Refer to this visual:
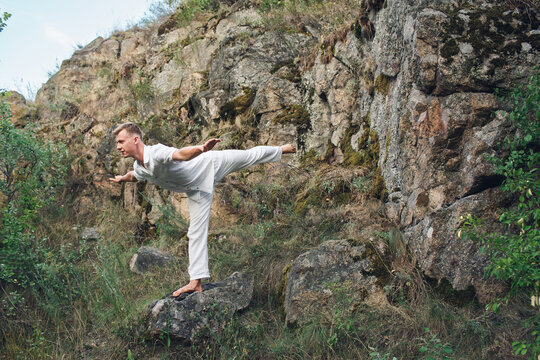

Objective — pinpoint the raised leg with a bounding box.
[213,145,294,182]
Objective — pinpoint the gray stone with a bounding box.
[145,272,254,341]
[404,188,509,303]
[129,246,176,274]
[80,227,101,241]
[284,240,388,325]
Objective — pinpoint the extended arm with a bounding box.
[172,138,221,161]
[109,171,138,183]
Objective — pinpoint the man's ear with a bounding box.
[133,136,140,144]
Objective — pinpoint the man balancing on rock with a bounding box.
[109,123,296,296]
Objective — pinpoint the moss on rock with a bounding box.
[341,115,380,169]
[370,166,388,200]
[374,73,391,96]
[219,87,256,121]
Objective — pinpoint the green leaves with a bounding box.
[461,70,540,357]
[0,91,70,288]
[0,11,10,32]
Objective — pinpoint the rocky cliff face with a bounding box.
[8,0,539,303]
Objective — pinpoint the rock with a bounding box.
[4,91,36,127]
[145,272,254,341]
[284,240,388,325]
[80,227,101,241]
[129,246,177,274]
[404,187,510,304]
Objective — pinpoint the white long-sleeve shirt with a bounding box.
[133,144,215,194]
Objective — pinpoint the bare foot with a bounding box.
[281,144,296,154]
[172,279,203,297]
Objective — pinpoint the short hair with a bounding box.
[113,122,143,139]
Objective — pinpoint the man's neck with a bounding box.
[134,143,145,164]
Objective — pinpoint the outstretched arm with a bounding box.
[109,171,137,183]
[172,138,221,161]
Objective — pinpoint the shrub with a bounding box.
[0,91,70,290]
[461,70,539,357]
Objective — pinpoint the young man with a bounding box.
[109,123,296,296]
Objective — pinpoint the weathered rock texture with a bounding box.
[129,246,177,274]
[146,272,254,341]
[284,240,388,325]
[80,227,101,241]
[6,0,539,302]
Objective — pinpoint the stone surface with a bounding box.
[145,272,254,341]
[4,91,35,127]
[80,227,101,241]
[284,240,388,325]
[129,246,177,274]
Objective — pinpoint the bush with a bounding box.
[0,91,70,290]
[461,71,539,357]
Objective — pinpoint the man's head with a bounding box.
[113,123,144,158]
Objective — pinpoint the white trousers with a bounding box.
[185,146,282,280]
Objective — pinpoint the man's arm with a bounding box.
[109,171,138,183]
[172,138,221,161]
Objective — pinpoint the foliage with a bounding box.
[0,11,10,32]
[0,91,70,289]
[461,70,540,357]
[416,328,453,360]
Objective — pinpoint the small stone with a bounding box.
[129,246,176,274]
[459,42,474,55]
[80,227,101,241]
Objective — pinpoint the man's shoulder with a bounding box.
[146,143,177,163]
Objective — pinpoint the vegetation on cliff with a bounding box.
[1,1,539,359]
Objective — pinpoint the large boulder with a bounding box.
[284,240,388,325]
[145,272,254,341]
[129,246,177,274]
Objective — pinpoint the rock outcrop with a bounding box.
[7,0,539,302]
[145,272,254,341]
[284,240,388,325]
[129,246,177,274]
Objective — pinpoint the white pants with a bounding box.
[185,146,282,280]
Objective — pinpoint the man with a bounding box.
[109,123,296,296]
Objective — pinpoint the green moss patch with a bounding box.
[440,3,539,68]
[370,166,388,200]
[272,105,310,128]
[374,73,391,96]
[219,87,256,121]
[341,115,380,169]
[273,104,311,150]
[294,176,353,216]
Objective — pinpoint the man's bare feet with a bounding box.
[281,144,296,154]
[172,279,203,297]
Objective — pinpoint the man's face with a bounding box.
[116,129,138,158]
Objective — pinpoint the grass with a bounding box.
[0,153,530,360]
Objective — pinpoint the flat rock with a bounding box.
[129,246,176,274]
[145,272,254,341]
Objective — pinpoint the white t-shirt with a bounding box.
[133,144,215,194]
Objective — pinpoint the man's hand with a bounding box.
[202,138,221,152]
[109,171,137,183]
[109,175,125,183]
